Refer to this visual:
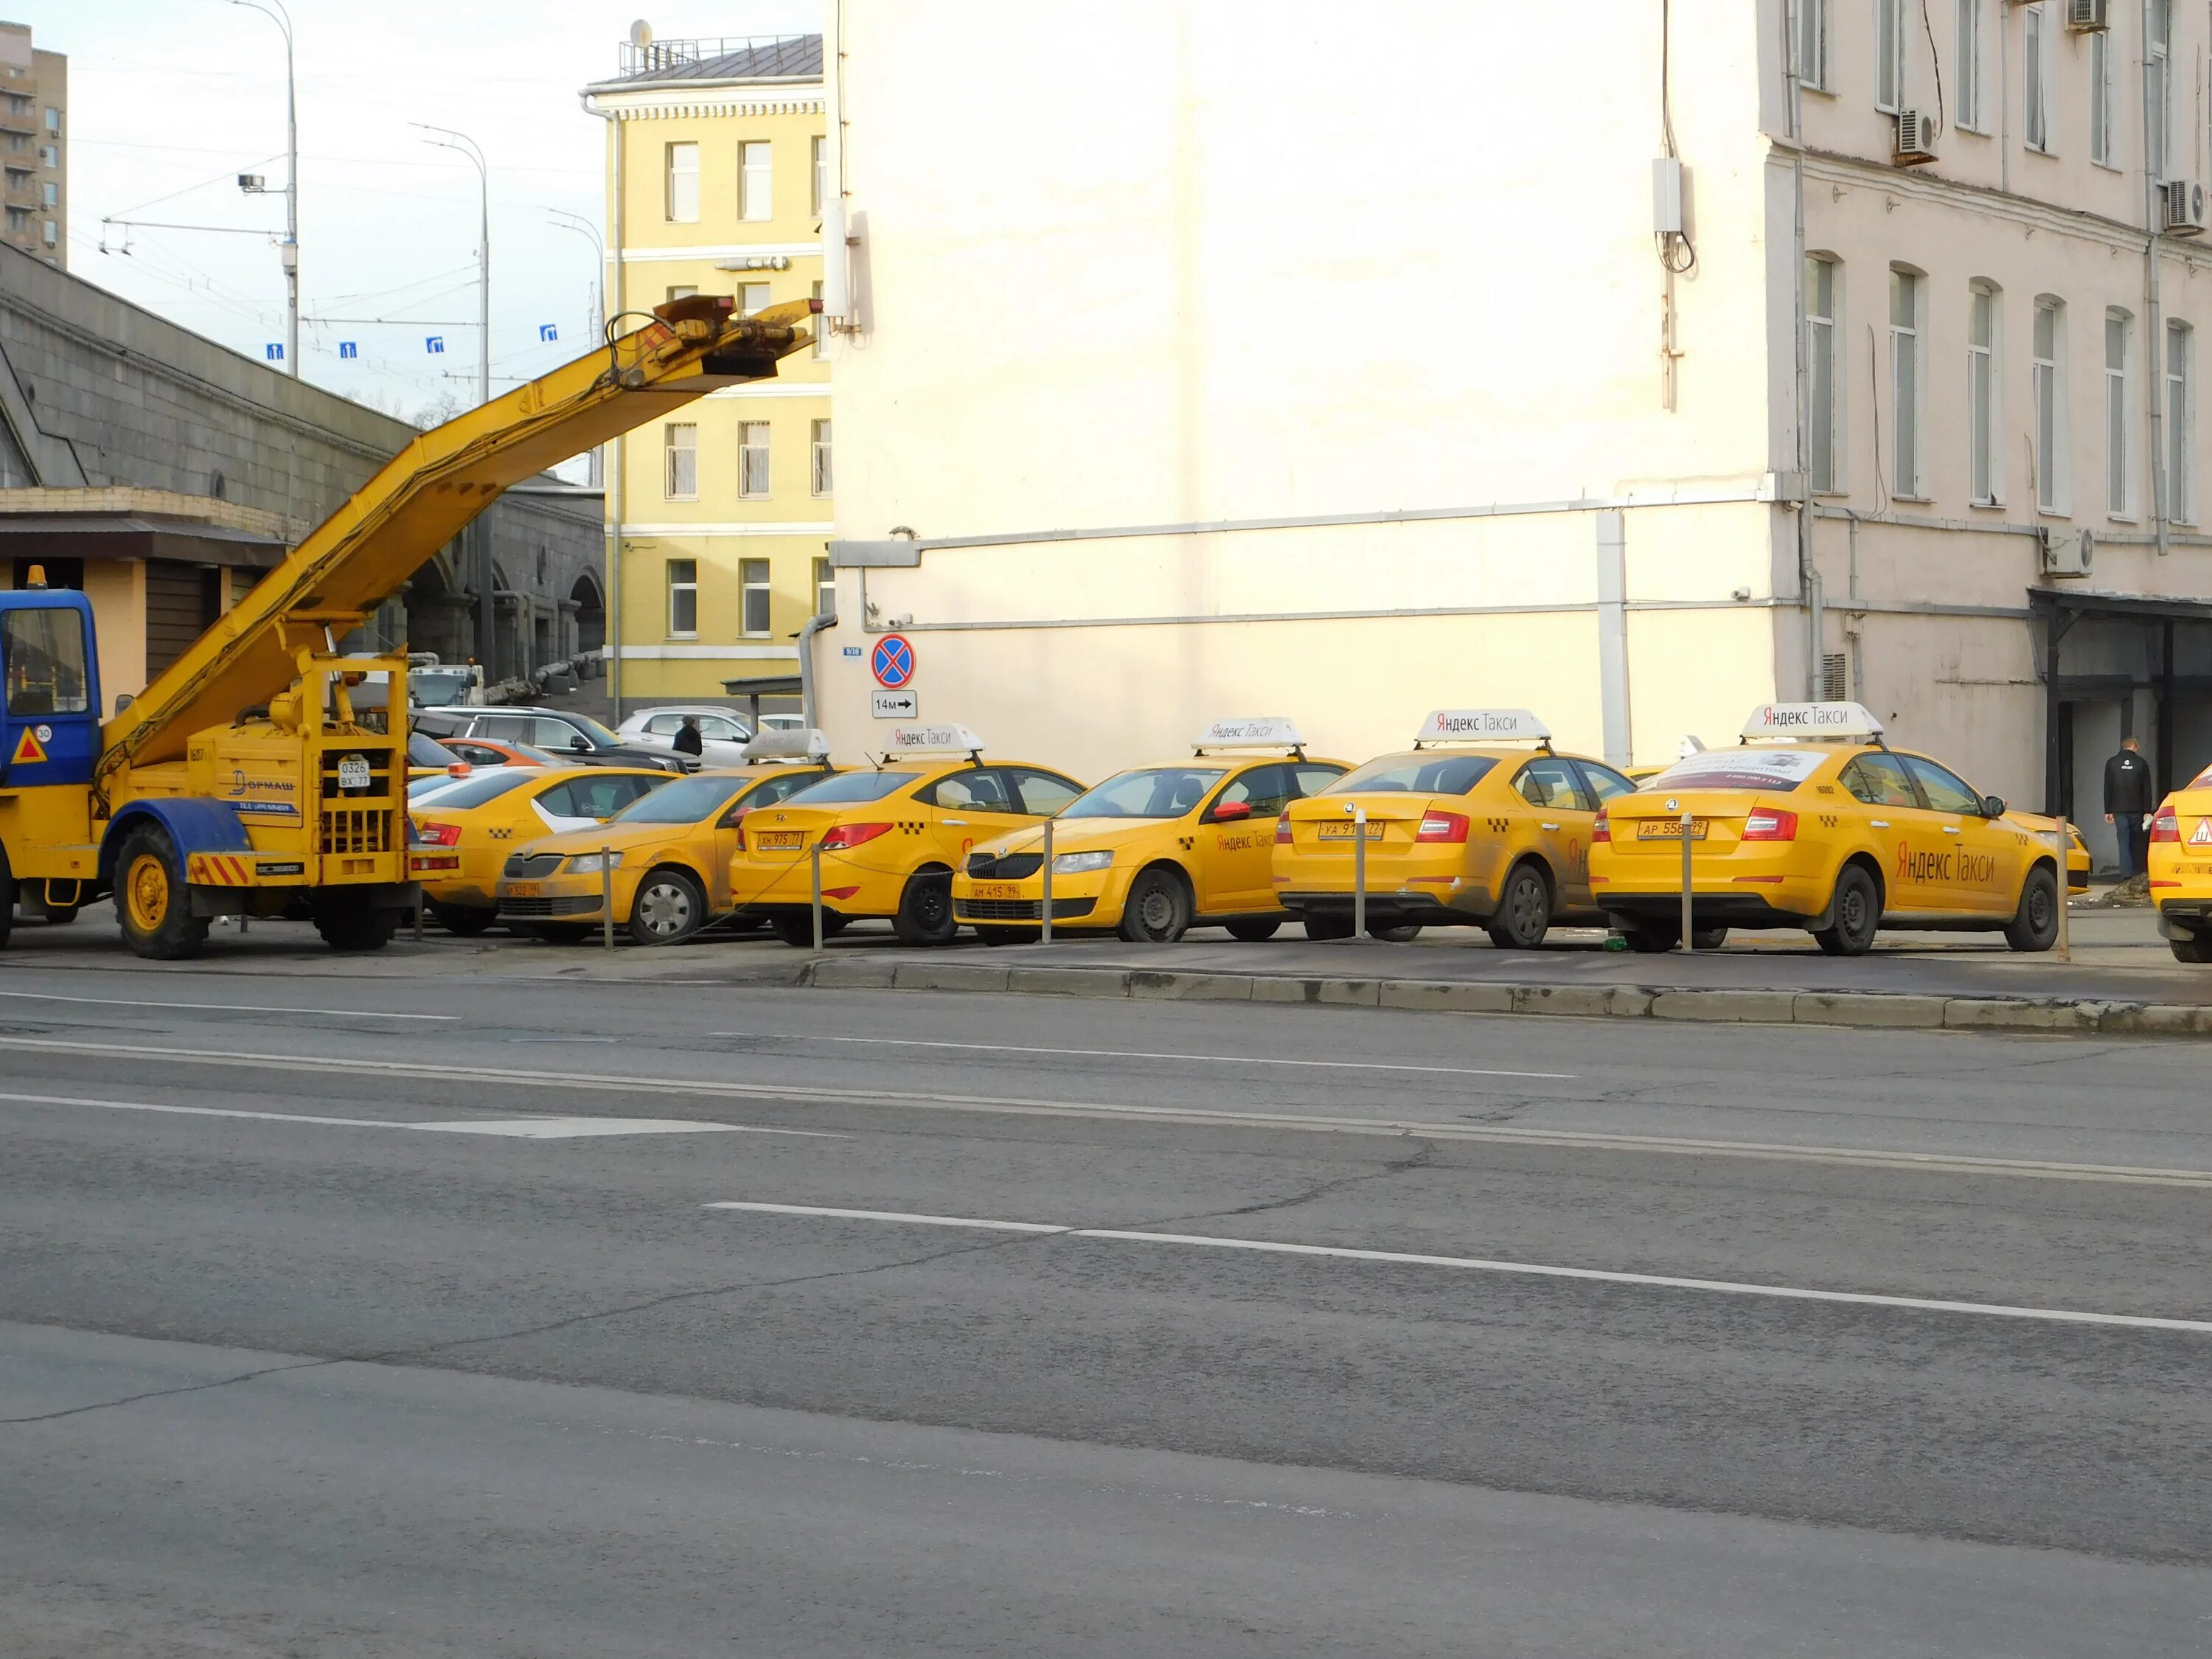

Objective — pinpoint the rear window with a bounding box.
[1324,754,1498,796]
[780,769,920,805]
[413,769,535,810]
[1640,748,1829,794]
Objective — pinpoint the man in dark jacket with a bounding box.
[2105,735,2154,877]
[671,715,705,759]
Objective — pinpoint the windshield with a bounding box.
[1062,767,1227,820]
[1641,748,1829,795]
[780,770,920,805]
[407,731,454,767]
[411,669,474,707]
[409,769,535,810]
[607,773,751,824]
[1326,754,1498,796]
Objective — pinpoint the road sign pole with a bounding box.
[1679,811,1694,950]
[1352,804,1367,939]
[2054,818,2073,963]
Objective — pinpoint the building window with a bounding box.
[738,422,771,497]
[667,560,698,637]
[737,282,769,317]
[811,279,826,358]
[810,418,833,497]
[1968,282,1997,505]
[36,143,54,168]
[2148,0,2171,180]
[739,140,772,222]
[41,105,55,136]
[740,559,771,636]
[666,142,700,223]
[2024,4,2051,153]
[664,422,698,500]
[2034,298,2065,512]
[1888,268,1923,498]
[665,284,698,303]
[2168,321,2193,523]
[814,556,835,617]
[38,218,52,248]
[1806,254,1839,493]
[811,134,828,215]
[2106,309,2133,517]
[1955,0,1983,131]
[1875,0,1903,112]
[2090,29,2114,167]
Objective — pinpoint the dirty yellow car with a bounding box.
[953,718,1346,943]
[2150,765,2212,961]
[727,724,1085,947]
[1273,709,1636,945]
[1590,702,2087,955]
[407,765,668,936]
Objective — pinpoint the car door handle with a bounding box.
[1868,819,1889,828]
[1942,826,1961,835]
[942,818,967,826]
[1540,822,1561,832]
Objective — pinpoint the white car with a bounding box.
[616,706,757,768]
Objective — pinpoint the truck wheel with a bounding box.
[312,891,393,953]
[1813,865,1881,957]
[2002,865,2060,953]
[1118,867,1192,944]
[0,842,13,951]
[114,827,210,960]
[1224,918,1281,942]
[629,868,706,946]
[894,869,959,946]
[428,901,495,936]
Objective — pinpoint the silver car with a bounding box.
[616,706,757,768]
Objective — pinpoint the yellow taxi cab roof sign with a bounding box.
[876,723,985,765]
[1740,702,1884,742]
[1194,716,1305,756]
[741,727,831,763]
[1413,709,1551,748]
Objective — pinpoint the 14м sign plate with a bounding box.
[870,689,918,720]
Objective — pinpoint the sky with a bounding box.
[19,0,821,468]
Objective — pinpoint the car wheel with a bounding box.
[1813,864,1880,957]
[114,826,210,961]
[1367,922,1422,942]
[1224,918,1281,942]
[1118,867,1192,943]
[1485,861,1551,949]
[2169,933,2212,963]
[630,868,706,946]
[770,913,818,947]
[527,923,596,945]
[1302,913,1355,942]
[894,869,959,946]
[2002,865,2060,953]
[429,900,495,936]
[1621,921,1679,953]
[977,925,1041,946]
[1690,925,1730,950]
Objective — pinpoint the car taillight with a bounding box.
[1742,807,1798,842]
[416,821,463,847]
[819,821,891,852]
[1416,810,1470,844]
[1591,809,1610,844]
[2152,804,2181,843]
[1276,811,1293,846]
[730,810,748,852]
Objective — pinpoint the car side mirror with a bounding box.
[571,737,590,751]
[1980,794,2006,818]
[114,692,135,715]
[1209,800,1253,823]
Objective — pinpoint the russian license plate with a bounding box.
[754,830,806,851]
[1637,818,1710,841]
[1315,821,1386,841]
[337,754,372,790]
[973,882,1024,900]
[508,882,542,900]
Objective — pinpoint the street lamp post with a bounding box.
[228,0,297,376]
[546,207,605,487]
[412,122,490,409]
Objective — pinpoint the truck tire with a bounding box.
[114,826,210,960]
[311,890,394,952]
[0,841,13,951]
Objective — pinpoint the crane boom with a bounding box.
[100,296,813,773]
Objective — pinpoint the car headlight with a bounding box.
[1051,849,1113,874]
[565,852,624,875]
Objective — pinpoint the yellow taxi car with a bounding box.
[952,718,1347,943]
[494,734,839,946]
[407,765,669,936]
[1273,709,1635,945]
[2149,765,2212,961]
[726,723,1086,947]
[1590,702,2089,955]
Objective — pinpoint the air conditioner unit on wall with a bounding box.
[2042,527,2094,578]
[1893,110,1938,167]
[2165,179,2208,236]
[2067,0,2110,31]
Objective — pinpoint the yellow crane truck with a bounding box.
[0,294,814,959]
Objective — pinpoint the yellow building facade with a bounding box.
[583,35,830,715]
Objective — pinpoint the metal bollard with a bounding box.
[600,846,614,950]
[1352,803,1368,939]
[810,842,825,953]
[412,891,422,943]
[1679,810,1694,950]
[1040,817,1054,945]
[2054,815,2073,963]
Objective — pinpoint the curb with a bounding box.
[799,956,2212,1036]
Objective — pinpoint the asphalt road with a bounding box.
[3,962,2210,1655]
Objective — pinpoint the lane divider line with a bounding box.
[0,1091,845,1139]
[713,1032,1575,1081]
[703,1201,2212,1335]
[2,1037,2208,1186]
[0,990,456,1021]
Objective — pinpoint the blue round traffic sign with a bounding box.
[871,633,915,689]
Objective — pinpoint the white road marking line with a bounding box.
[0,990,455,1021]
[714,1032,1574,1081]
[2,1036,2205,1186]
[704,1201,2212,1336]
[0,1091,844,1140]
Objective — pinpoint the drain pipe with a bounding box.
[798,610,837,731]
[2143,31,2171,560]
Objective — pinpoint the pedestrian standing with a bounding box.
[672,715,704,759]
[2104,734,2154,878]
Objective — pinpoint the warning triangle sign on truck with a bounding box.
[9,726,46,765]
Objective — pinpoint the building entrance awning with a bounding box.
[0,513,291,568]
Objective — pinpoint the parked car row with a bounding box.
[401,706,2094,957]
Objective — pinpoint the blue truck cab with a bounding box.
[0,580,101,792]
